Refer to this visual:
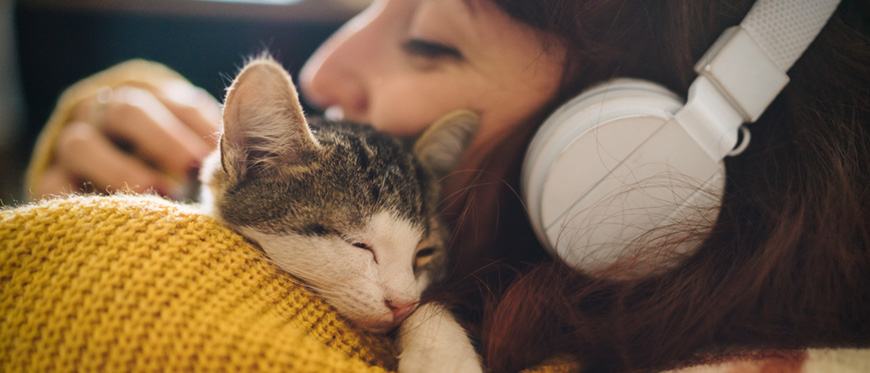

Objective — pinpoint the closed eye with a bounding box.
[402,38,463,60]
[414,247,437,270]
[416,247,436,258]
[350,241,378,264]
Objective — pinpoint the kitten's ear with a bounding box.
[413,110,479,181]
[220,57,320,184]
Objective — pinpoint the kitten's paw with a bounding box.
[397,303,483,373]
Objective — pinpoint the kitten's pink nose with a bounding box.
[385,300,416,322]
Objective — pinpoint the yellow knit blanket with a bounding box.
[1,194,396,372]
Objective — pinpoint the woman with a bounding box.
[25,0,870,371]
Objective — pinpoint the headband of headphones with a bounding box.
[685,0,841,160]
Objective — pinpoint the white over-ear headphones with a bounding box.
[521,0,841,275]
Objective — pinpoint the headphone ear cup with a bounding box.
[522,78,725,276]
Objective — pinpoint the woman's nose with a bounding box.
[299,4,384,121]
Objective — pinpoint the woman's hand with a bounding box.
[36,81,221,200]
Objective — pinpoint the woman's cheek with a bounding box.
[368,107,433,135]
[367,76,474,136]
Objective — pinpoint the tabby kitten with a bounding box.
[199,57,482,372]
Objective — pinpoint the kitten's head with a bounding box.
[200,57,476,332]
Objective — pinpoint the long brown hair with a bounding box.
[438,0,870,371]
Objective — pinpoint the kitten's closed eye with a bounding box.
[414,247,437,270]
[351,241,377,263]
[306,223,378,261]
[352,242,371,250]
[416,248,435,258]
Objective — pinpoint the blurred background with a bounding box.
[1,0,370,205]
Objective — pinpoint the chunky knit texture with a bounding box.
[1,194,396,372]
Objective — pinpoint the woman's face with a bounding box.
[300,0,565,156]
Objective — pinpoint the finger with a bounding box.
[153,81,222,144]
[34,166,82,198]
[55,121,180,197]
[102,86,213,178]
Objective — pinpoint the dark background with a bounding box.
[3,0,353,203]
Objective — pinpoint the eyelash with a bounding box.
[402,38,463,60]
